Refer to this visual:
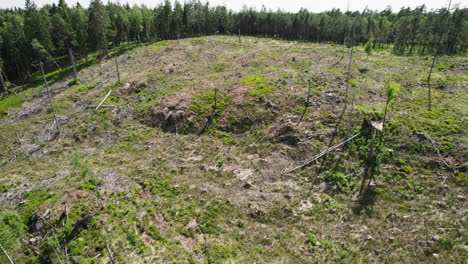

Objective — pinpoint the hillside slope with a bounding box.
[0,36,466,263]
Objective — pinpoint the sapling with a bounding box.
[364,37,374,58]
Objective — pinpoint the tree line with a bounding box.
[0,0,466,83]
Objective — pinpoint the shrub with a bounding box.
[324,172,356,193]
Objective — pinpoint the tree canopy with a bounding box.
[0,1,466,81]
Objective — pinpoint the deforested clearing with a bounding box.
[0,36,467,263]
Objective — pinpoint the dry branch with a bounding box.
[0,242,15,264]
[106,243,116,264]
[287,132,361,173]
[94,90,112,113]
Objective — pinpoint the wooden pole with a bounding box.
[238,28,241,43]
[0,242,15,264]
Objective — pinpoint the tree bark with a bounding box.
[114,57,120,82]
[68,47,78,81]
[0,67,6,93]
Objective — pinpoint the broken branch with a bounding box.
[287,132,361,173]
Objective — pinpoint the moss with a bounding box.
[79,178,103,191]
[190,89,228,116]
[75,83,96,92]
[0,94,23,115]
[204,242,238,264]
[143,175,184,197]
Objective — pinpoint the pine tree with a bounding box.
[88,0,108,53]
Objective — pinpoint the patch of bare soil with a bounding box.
[97,171,134,193]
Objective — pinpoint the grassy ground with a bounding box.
[0,36,466,263]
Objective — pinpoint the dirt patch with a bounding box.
[140,105,196,133]
[97,171,134,193]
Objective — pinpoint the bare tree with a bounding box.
[317,25,356,174]
[296,80,312,126]
[0,67,6,93]
[68,48,78,81]
[115,57,120,82]
[39,61,62,135]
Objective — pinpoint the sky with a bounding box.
[0,0,463,12]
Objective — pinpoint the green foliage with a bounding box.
[19,191,57,222]
[72,156,93,178]
[0,95,23,115]
[68,78,79,86]
[241,75,275,98]
[384,78,401,102]
[364,37,374,56]
[143,175,183,197]
[79,178,102,191]
[204,242,238,264]
[356,104,384,120]
[76,83,96,92]
[241,74,265,86]
[306,232,334,254]
[324,173,356,193]
[190,89,228,116]
[0,211,28,257]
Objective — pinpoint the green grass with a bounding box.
[0,94,23,115]
[241,74,276,98]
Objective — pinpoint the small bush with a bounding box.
[68,78,79,86]
[76,83,96,92]
[324,172,356,193]
[79,178,102,191]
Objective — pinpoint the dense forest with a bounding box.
[0,0,466,83]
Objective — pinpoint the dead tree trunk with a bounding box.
[317,24,355,174]
[346,27,357,135]
[0,242,15,264]
[296,80,312,125]
[359,127,377,195]
[0,67,6,93]
[176,12,181,45]
[68,47,78,81]
[40,61,61,135]
[115,57,120,82]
